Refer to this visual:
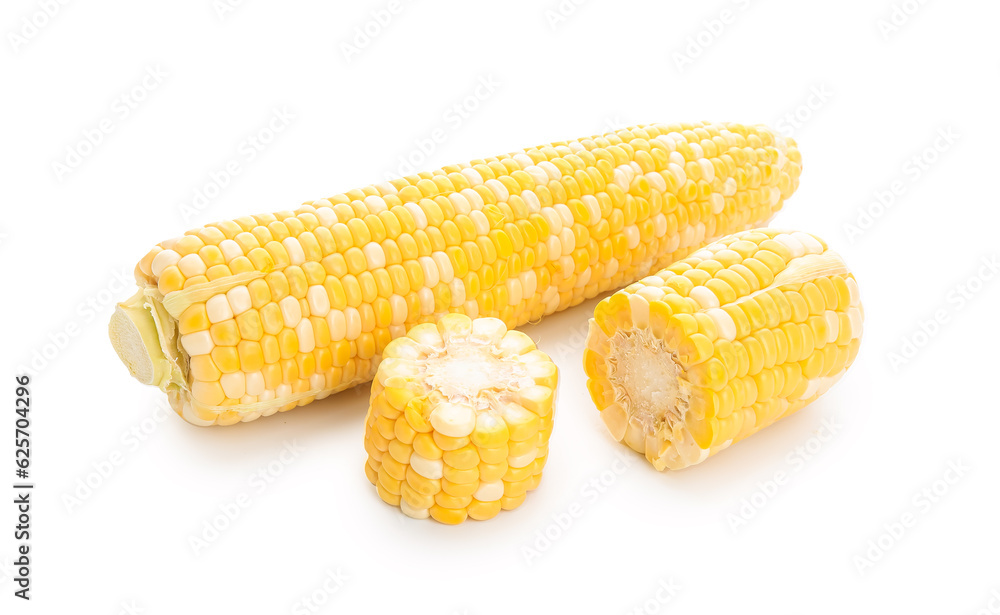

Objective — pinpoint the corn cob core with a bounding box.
[583,229,863,470]
[110,122,801,426]
[364,314,557,524]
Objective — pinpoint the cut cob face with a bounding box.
[109,122,801,425]
[364,314,557,524]
[584,229,862,470]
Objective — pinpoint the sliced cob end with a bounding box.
[585,229,864,471]
[364,313,557,524]
[109,288,186,393]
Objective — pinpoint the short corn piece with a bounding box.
[364,314,556,524]
[109,122,801,425]
[583,229,862,470]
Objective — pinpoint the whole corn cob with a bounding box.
[364,314,556,524]
[109,122,801,426]
[583,229,862,470]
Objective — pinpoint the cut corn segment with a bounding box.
[110,122,800,425]
[583,229,862,470]
[364,314,556,523]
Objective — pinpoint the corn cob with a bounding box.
[583,229,862,470]
[364,314,556,524]
[109,122,801,426]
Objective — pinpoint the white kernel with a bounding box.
[792,232,824,255]
[226,286,252,316]
[824,310,840,344]
[628,293,650,328]
[846,277,861,306]
[275,383,292,399]
[460,167,484,187]
[508,448,538,468]
[521,189,541,212]
[374,182,397,195]
[281,237,306,265]
[652,213,667,237]
[461,188,484,210]
[553,203,574,228]
[409,453,443,479]
[450,278,466,307]
[432,251,454,284]
[484,178,509,203]
[581,195,601,226]
[220,372,246,398]
[430,402,477,438]
[698,158,715,182]
[150,249,181,277]
[362,242,386,269]
[520,270,537,298]
[512,153,534,168]
[206,295,233,323]
[538,207,562,235]
[417,287,434,315]
[546,235,562,261]
[645,171,666,193]
[612,169,630,192]
[342,307,361,340]
[278,296,302,328]
[404,202,427,230]
[559,227,576,254]
[689,142,704,160]
[389,294,407,326]
[668,151,685,167]
[710,193,725,214]
[177,254,207,277]
[623,225,640,250]
[418,256,439,287]
[469,210,491,235]
[363,194,388,213]
[245,371,265,396]
[296,318,315,353]
[327,310,346,341]
[218,239,243,262]
[538,161,561,181]
[506,278,523,306]
[309,373,325,391]
[706,308,737,340]
[525,165,549,187]
[635,286,665,303]
[690,286,720,309]
[400,499,429,519]
[723,177,737,196]
[473,481,504,502]
[667,163,686,186]
[774,233,805,258]
[448,192,471,215]
[181,331,213,355]
[306,286,331,317]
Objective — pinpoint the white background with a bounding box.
[2,0,999,613]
